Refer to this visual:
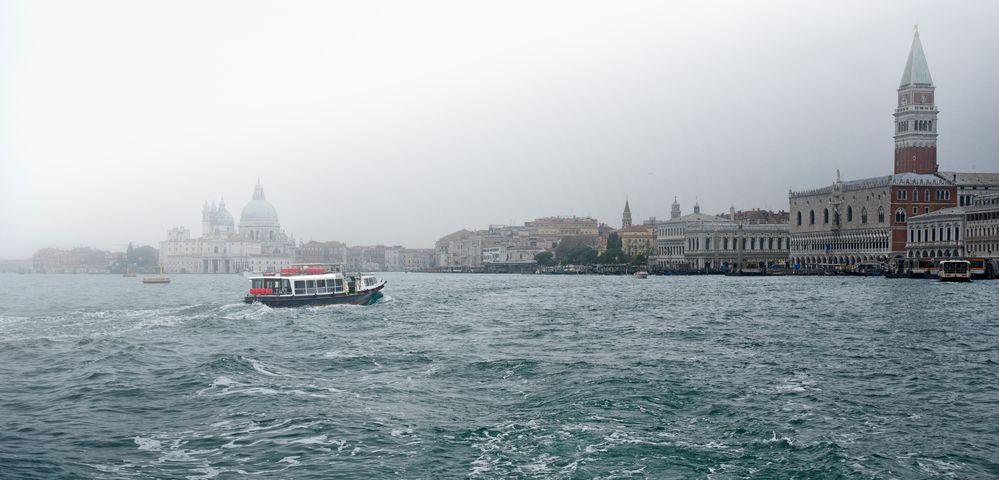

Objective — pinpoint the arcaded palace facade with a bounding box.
[159,181,296,273]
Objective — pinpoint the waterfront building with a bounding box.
[526,216,599,251]
[159,181,296,273]
[789,30,963,270]
[31,247,114,274]
[0,259,33,274]
[719,208,790,225]
[653,201,730,269]
[905,206,965,259]
[940,172,999,207]
[683,222,790,270]
[964,194,999,258]
[296,240,348,265]
[401,248,436,271]
[435,229,480,268]
[617,225,655,259]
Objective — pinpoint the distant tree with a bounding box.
[606,232,622,251]
[131,245,158,268]
[534,251,555,267]
[631,254,647,266]
[562,246,598,265]
[555,236,591,263]
[598,232,630,264]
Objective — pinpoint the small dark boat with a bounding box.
[243,264,385,307]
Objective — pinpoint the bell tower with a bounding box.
[894,26,938,174]
[621,199,632,228]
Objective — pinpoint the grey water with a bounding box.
[0,273,996,479]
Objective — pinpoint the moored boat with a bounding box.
[243,263,385,307]
[142,264,171,284]
[633,271,649,279]
[938,260,971,282]
[725,261,766,276]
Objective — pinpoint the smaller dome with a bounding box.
[215,207,235,226]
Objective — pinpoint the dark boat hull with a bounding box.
[244,285,384,307]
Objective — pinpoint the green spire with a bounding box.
[900,26,933,87]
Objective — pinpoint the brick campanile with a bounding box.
[893,27,939,174]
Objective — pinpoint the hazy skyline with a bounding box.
[2,1,998,258]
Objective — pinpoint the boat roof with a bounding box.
[248,272,343,280]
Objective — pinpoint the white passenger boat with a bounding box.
[243,263,385,307]
[938,260,971,282]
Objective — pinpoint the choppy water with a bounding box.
[0,273,996,479]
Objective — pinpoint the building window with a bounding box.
[895,208,906,223]
[797,211,802,226]
[898,190,907,200]
[924,190,930,202]
[862,208,868,224]
[810,210,815,225]
[823,209,829,224]
[847,206,853,223]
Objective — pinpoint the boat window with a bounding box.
[252,279,264,289]
[317,279,327,293]
[306,280,316,294]
[294,280,305,293]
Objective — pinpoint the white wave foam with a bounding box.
[390,427,414,437]
[247,357,288,377]
[133,436,162,451]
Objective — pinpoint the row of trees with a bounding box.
[534,233,647,267]
[126,242,159,269]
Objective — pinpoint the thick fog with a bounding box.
[2,0,998,258]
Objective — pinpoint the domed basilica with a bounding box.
[159,180,296,273]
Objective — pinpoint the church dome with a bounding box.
[216,206,235,226]
[240,181,280,224]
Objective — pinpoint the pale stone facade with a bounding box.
[789,176,893,267]
[905,207,964,259]
[616,225,654,259]
[965,194,999,259]
[683,223,789,270]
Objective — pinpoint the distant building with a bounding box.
[964,194,999,259]
[296,240,347,265]
[31,247,112,273]
[526,216,599,251]
[401,248,435,271]
[719,208,789,225]
[905,206,965,259]
[654,201,729,269]
[0,259,33,274]
[653,201,788,270]
[940,172,999,207]
[159,180,296,273]
[617,225,654,259]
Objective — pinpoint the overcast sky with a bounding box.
[2,0,998,258]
